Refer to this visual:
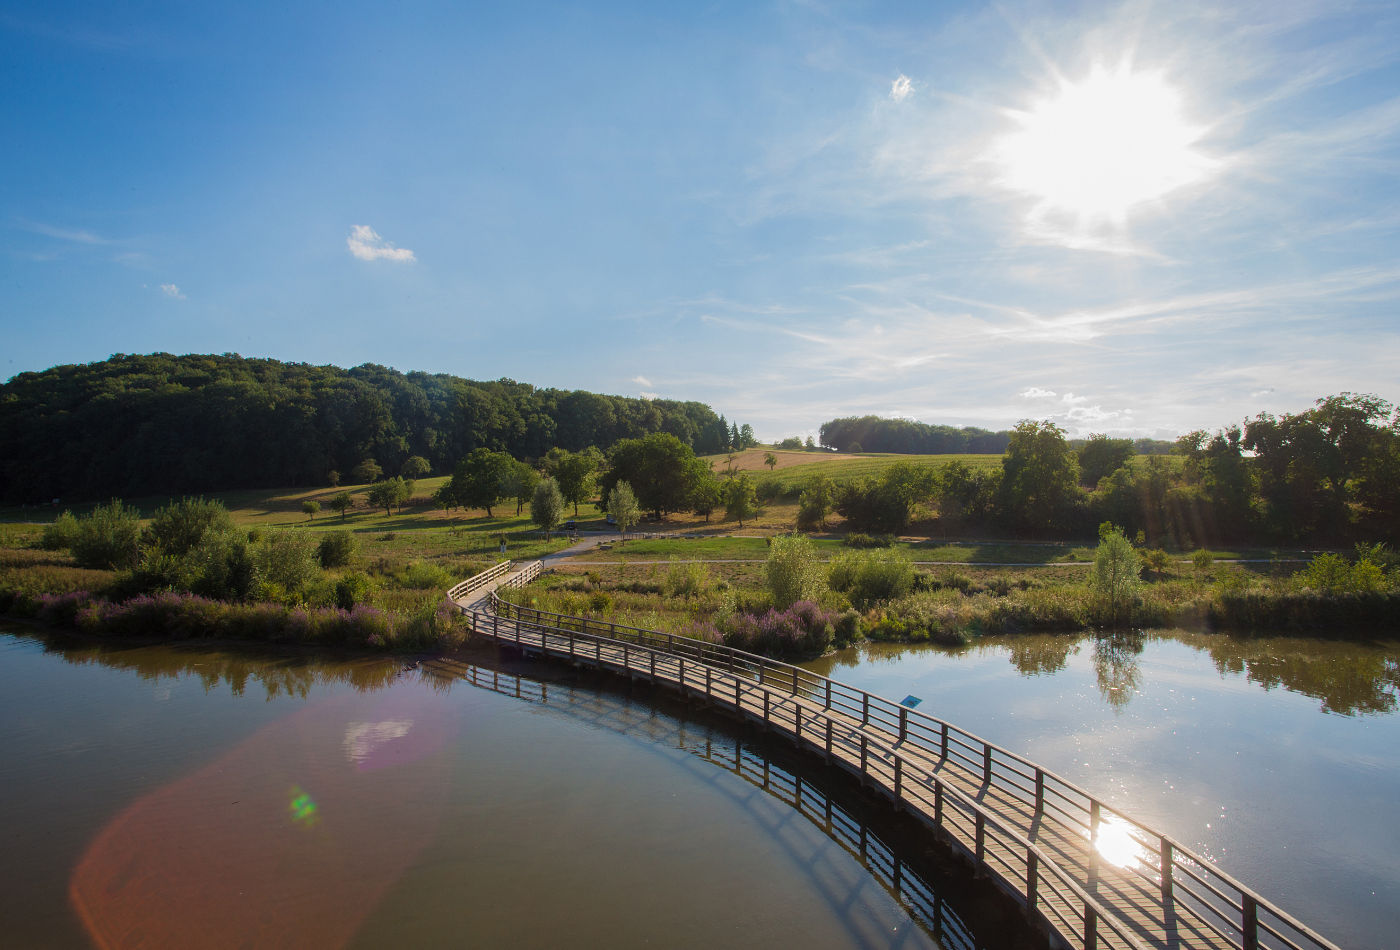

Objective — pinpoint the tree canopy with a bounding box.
[0,352,744,503]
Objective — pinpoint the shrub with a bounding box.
[335,572,375,610]
[766,534,822,608]
[146,497,233,556]
[39,511,81,551]
[843,533,894,548]
[719,600,835,659]
[829,549,915,608]
[318,531,358,568]
[71,500,143,570]
[401,561,454,590]
[663,557,711,598]
[254,531,320,599]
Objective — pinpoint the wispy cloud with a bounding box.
[159,283,185,300]
[632,375,652,387]
[21,220,111,245]
[347,225,416,263]
[890,74,913,102]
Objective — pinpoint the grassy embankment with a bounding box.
[0,480,596,651]
[1,451,1376,654]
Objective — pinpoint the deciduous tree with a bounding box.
[531,477,565,539]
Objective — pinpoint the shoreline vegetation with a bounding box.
[3,391,1398,659]
[496,539,1400,662]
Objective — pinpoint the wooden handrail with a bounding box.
[470,605,1148,950]
[449,561,1339,950]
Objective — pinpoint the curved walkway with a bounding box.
[450,561,1338,950]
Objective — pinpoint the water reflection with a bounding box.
[1092,632,1145,712]
[429,658,997,950]
[1172,631,1400,717]
[1006,635,1080,676]
[808,630,1400,717]
[32,633,438,699]
[1092,813,1153,870]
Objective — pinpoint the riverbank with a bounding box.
[498,557,1400,661]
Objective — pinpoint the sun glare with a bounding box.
[996,64,1211,223]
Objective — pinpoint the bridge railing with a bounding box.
[484,586,1338,950]
[470,607,1150,950]
[447,560,515,602]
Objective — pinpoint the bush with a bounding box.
[663,557,711,598]
[70,500,143,570]
[1298,552,1392,595]
[843,533,894,548]
[39,511,81,551]
[829,549,914,609]
[146,497,233,556]
[719,600,835,659]
[254,531,320,599]
[401,561,454,590]
[335,572,375,610]
[318,531,358,568]
[766,534,822,609]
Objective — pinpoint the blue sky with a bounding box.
[4,0,1398,441]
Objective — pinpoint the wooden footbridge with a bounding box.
[449,561,1340,950]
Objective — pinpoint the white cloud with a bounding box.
[25,221,110,244]
[639,391,659,401]
[160,283,185,299]
[890,74,913,102]
[632,375,652,387]
[347,225,416,263]
[1020,387,1056,399]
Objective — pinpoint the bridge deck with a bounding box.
[452,561,1336,950]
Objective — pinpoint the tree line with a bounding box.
[816,394,1399,546]
[817,414,1174,456]
[0,353,753,503]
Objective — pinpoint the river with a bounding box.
[802,630,1400,950]
[0,627,1031,950]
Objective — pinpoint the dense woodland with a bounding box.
[0,353,750,503]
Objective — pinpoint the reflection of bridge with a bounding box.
[428,658,983,950]
[452,562,1339,950]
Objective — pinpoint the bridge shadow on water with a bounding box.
[427,652,1046,950]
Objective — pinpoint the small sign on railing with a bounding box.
[901,695,922,708]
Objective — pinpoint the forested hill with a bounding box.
[0,353,740,503]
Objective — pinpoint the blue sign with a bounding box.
[900,695,922,708]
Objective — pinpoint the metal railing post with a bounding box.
[1161,838,1173,902]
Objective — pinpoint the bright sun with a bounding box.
[996,64,1211,224]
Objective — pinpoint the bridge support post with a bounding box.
[1243,896,1259,950]
[1035,769,1044,816]
[1084,906,1098,950]
[824,719,833,762]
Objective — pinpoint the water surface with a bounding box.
[0,629,1021,949]
[802,630,1400,950]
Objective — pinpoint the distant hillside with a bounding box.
[0,353,739,503]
